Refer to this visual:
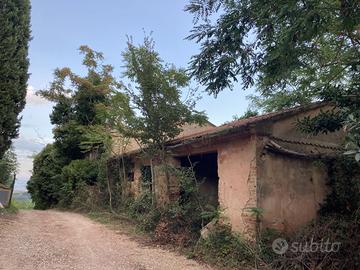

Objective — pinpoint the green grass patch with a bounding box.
[11,198,34,210]
[0,204,18,214]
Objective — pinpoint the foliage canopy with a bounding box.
[122,37,207,155]
[186,0,360,156]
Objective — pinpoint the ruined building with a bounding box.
[109,103,344,237]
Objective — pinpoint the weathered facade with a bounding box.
[110,103,344,237]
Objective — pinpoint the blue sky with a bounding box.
[14,0,254,191]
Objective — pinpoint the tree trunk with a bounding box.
[150,158,156,205]
[106,163,113,211]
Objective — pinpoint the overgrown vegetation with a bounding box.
[27,45,123,209]
[28,37,207,214]
[273,214,360,270]
[195,224,256,269]
[112,165,218,247]
[320,157,360,215]
[0,204,18,215]
[27,144,63,209]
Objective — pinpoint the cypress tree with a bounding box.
[0,0,31,158]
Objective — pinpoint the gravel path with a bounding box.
[0,210,211,270]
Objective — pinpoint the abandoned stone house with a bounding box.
[109,102,344,237]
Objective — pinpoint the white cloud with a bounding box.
[13,136,47,153]
[13,133,53,190]
[26,85,50,105]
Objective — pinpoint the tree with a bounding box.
[27,144,63,209]
[39,46,119,163]
[121,37,207,200]
[186,0,359,98]
[122,37,207,155]
[0,147,17,187]
[186,0,360,156]
[30,46,131,209]
[81,91,134,210]
[0,0,31,158]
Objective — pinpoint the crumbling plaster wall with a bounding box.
[155,157,181,204]
[126,106,339,236]
[217,135,258,236]
[131,156,181,204]
[255,108,335,233]
[131,159,143,196]
[256,148,329,232]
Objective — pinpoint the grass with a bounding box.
[86,210,149,240]
[0,198,34,216]
[0,204,18,215]
[11,198,35,210]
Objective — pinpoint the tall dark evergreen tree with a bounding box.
[0,0,31,158]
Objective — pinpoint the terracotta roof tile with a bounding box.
[169,102,328,144]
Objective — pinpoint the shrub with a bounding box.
[70,185,103,211]
[58,159,99,207]
[121,166,219,245]
[27,144,63,209]
[272,213,360,270]
[124,191,161,232]
[321,157,360,216]
[195,224,256,269]
[152,166,219,246]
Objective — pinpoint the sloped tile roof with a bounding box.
[168,102,328,145]
[112,102,329,156]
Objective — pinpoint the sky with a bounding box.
[14,0,254,191]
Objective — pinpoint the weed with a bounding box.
[195,224,256,269]
[0,204,18,215]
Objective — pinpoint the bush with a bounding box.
[272,213,360,270]
[321,157,360,215]
[151,166,219,246]
[125,191,162,232]
[70,185,104,211]
[126,191,153,218]
[120,166,219,245]
[58,159,99,207]
[27,144,63,209]
[195,224,257,269]
[0,204,18,215]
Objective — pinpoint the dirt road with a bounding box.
[0,210,211,270]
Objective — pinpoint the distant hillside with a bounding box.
[12,192,31,202]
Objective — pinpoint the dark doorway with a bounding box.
[178,152,219,206]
